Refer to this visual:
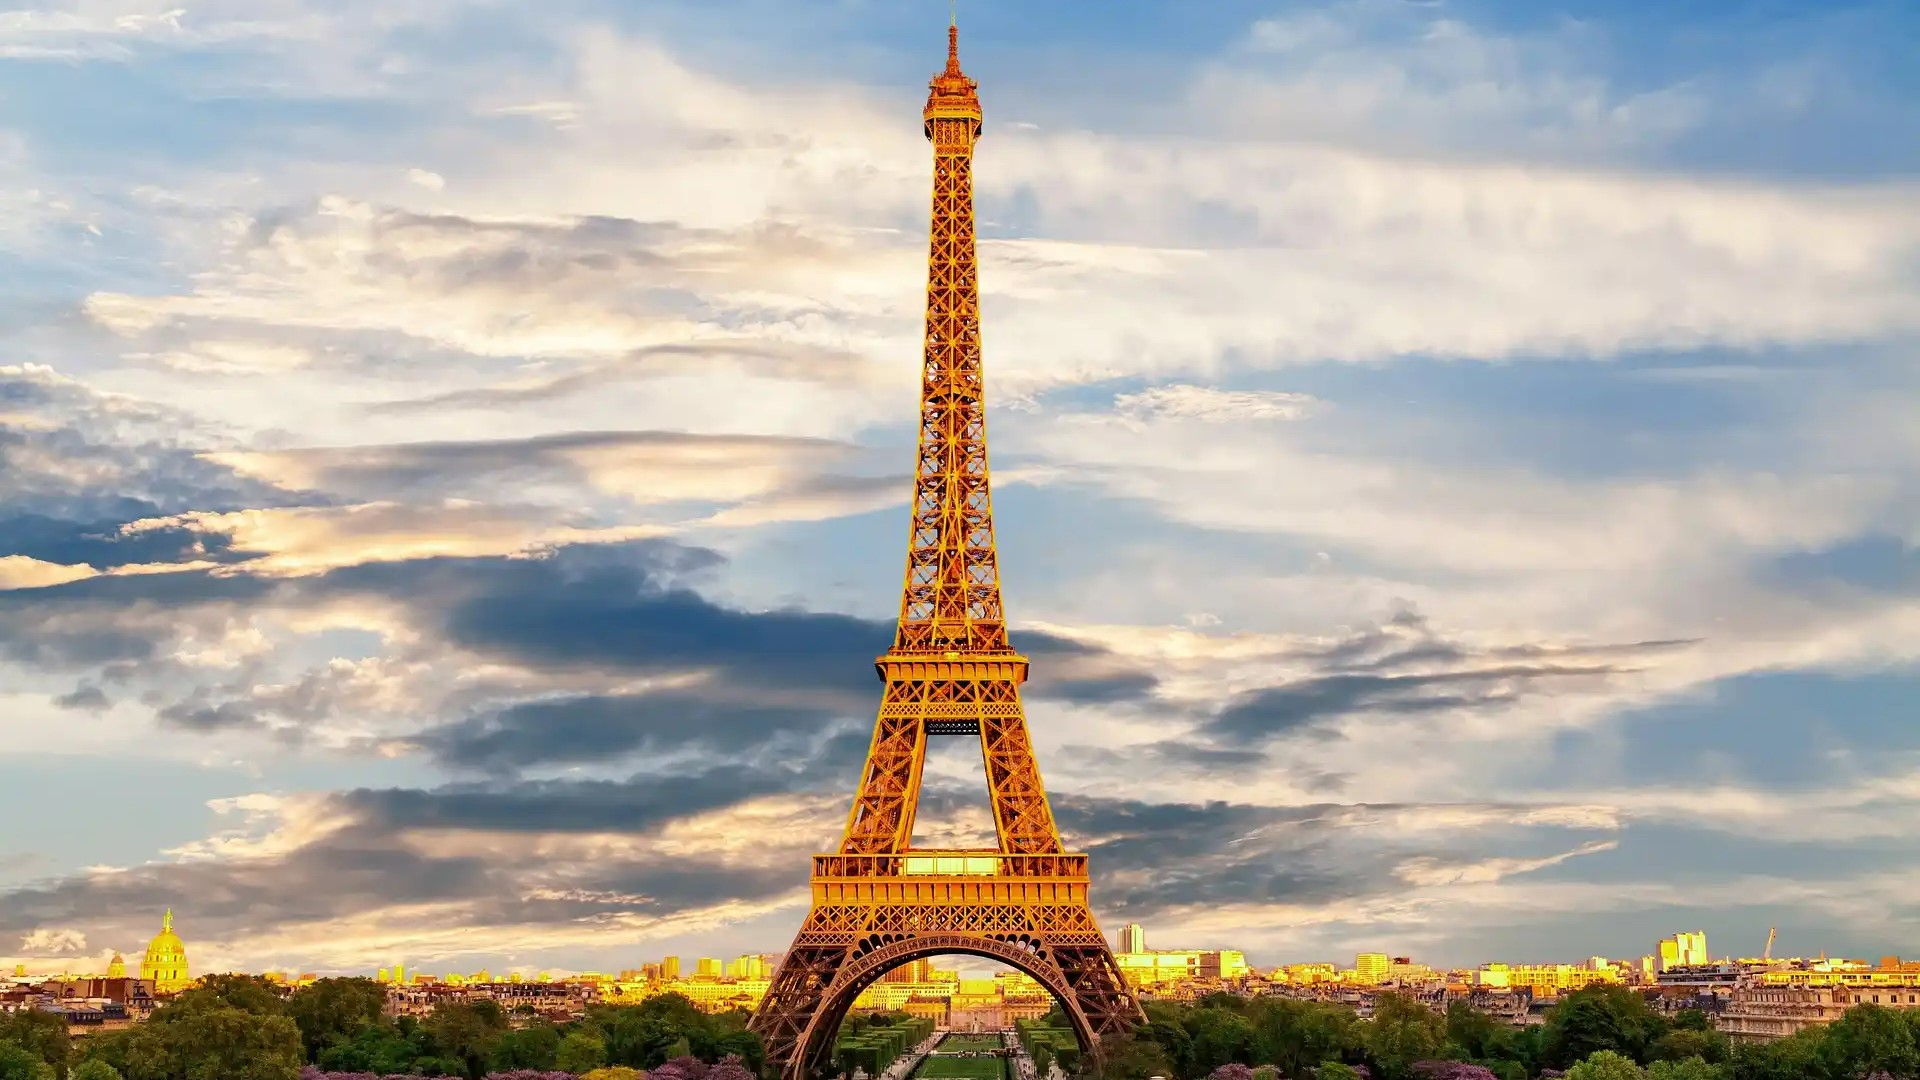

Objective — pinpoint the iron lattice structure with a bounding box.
[748,25,1144,1080]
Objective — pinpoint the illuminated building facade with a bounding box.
[1354,953,1389,985]
[1658,932,1710,971]
[139,910,192,994]
[1474,963,1623,997]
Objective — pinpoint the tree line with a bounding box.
[0,977,763,1080]
[10,980,1920,1080]
[1062,985,1920,1080]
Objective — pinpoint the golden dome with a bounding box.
[140,909,192,993]
[107,953,126,978]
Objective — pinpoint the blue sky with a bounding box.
[1,0,1918,980]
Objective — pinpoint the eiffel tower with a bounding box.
[748,20,1144,1080]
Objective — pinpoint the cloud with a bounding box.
[120,503,671,577]
[148,340,315,376]
[53,685,112,711]
[0,364,286,520]
[19,928,87,953]
[206,430,859,505]
[1200,0,1710,160]
[81,201,907,380]
[1114,385,1321,424]
[0,555,100,590]
[408,692,865,777]
[1395,840,1620,887]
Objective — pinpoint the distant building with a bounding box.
[1355,954,1389,985]
[1658,932,1710,972]
[1476,963,1622,997]
[1722,980,1920,1043]
[882,959,935,984]
[139,910,192,994]
[1117,924,1147,954]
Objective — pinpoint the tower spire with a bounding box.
[904,7,993,656]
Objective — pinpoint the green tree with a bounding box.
[285,977,387,1060]
[122,1003,304,1080]
[1645,1058,1725,1080]
[489,1022,561,1072]
[1135,1018,1195,1079]
[1318,1064,1362,1080]
[426,1000,509,1080]
[1031,1042,1056,1078]
[1195,994,1251,1015]
[1670,1012,1713,1033]
[67,1062,120,1080]
[1443,1002,1502,1062]
[163,975,286,1018]
[1362,994,1445,1080]
[1544,987,1666,1068]
[1564,1050,1646,1080]
[72,1031,131,1079]
[0,1041,55,1080]
[584,995,743,1069]
[557,1031,609,1075]
[1096,1034,1175,1080]
[1651,1030,1727,1066]
[1184,1008,1258,1075]
[0,1011,69,1079]
[1727,1027,1821,1080]
[1817,1003,1920,1080]
[1249,999,1358,1079]
[313,1022,418,1075]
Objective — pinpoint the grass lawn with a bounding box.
[914,1057,1006,1080]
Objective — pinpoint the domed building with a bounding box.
[140,909,192,993]
[106,952,126,978]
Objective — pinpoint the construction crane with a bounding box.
[1764,927,1777,962]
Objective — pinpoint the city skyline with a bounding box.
[4,0,1920,985]
[0,911,1883,985]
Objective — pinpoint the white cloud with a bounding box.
[18,927,88,953]
[1395,839,1619,887]
[1114,385,1321,424]
[0,555,99,590]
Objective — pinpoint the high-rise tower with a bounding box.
[747,23,1142,1080]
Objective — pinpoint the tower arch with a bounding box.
[794,936,1099,1078]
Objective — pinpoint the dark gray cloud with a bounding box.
[0,568,273,669]
[0,512,243,570]
[52,685,112,712]
[414,692,867,776]
[217,428,858,502]
[156,693,266,733]
[0,368,294,522]
[2,533,1160,771]
[1201,610,1696,744]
